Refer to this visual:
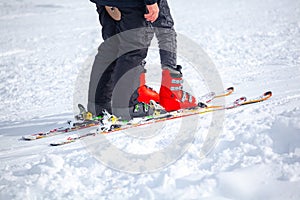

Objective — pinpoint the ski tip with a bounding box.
[264,91,272,97]
[227,87,234,92]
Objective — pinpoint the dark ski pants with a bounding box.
[88,0,177,119]
[87,5,154,119]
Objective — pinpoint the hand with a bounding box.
[144,3,159,23]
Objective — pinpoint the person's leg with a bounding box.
[153,0,198,111]
[111,6,155,119]
[87,6,119,116]
[153,0,177,68]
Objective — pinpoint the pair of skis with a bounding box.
[21,87,234,141]
[48,88,272,146]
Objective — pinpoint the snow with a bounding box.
[1,0,300,199]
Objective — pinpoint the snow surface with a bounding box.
[1,0,300,199]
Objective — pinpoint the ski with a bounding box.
[49,132,96,146]
[21,87,234,141]
[49,90,272,146]
[21,120,100,141]
[240,91,272,105]
[199,86,234,103]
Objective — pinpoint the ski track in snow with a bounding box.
[1,0,300,199]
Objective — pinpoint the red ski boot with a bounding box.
[136,70,160,104]
[159,65,197,111]
[129,69,159,118]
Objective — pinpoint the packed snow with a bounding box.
[1,0,300,199]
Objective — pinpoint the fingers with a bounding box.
[144,12,158,23]
[145,3,159,23]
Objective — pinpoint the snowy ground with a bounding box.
[1,0,300,199]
